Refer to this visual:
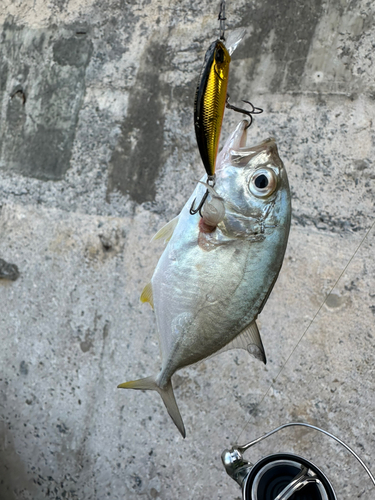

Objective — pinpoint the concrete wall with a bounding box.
[0,0,374,498]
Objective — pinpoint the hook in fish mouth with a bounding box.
[226,96,263,129]
[189,175,216,216]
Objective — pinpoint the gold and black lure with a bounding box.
[191,0,263,215]
[194,41,230,182]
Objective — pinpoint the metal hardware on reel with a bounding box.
[222,422,375,500]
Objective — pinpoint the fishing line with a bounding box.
[218,0,226,40]
[236,216,375,443]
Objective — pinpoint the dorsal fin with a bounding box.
[215,320,266,364]
[151,216,179,243]
[140,282,154,309]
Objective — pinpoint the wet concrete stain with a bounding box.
[0,18,93,180]
[80,336,93,353]
[325,292,345,309]
[107,42,168,204]
[19,361,29,376]
[53,35,92,67]
[234,0,323,92]
[0,421,37,499]
[0,258,19,281]
[0,61,8,91]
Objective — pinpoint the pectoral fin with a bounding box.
[216,321,266,364]
[140,282,154,309]
[151,216,179,243]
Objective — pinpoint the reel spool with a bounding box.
[243,454,335,500]
[222,422,375,500]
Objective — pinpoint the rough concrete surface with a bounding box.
[0,0,374,499]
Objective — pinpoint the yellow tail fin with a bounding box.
[118,376,186,438]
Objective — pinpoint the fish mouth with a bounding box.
[230,137,282,169]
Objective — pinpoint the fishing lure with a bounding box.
[194,38,231,182]
[191,1,263,215]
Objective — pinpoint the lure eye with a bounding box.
[249,168,278,198]
[215,47,225,63]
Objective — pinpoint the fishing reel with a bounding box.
[222,422,375,500]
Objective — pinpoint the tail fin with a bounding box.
[118,376,186,438]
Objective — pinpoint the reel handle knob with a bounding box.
[222,448,252,487]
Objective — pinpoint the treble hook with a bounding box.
[218,1,226,41]
[189,175,216,216]
[225,96,263,129]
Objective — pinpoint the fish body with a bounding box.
[194,39,231,177]
[119,121,291,437]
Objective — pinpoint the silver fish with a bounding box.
[119,120,291,438]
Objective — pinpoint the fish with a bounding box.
[118,120,292,438]
[194,30,244,179]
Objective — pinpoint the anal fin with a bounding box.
[216,320,266,364]
[140,282,154,309]
[151,216,179,243]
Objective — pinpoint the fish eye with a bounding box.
[249,168,278,198]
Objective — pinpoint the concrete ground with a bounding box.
[0,0,374,498]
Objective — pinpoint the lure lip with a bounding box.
[225,28,246,56]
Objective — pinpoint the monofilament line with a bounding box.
[236,217,375,443]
